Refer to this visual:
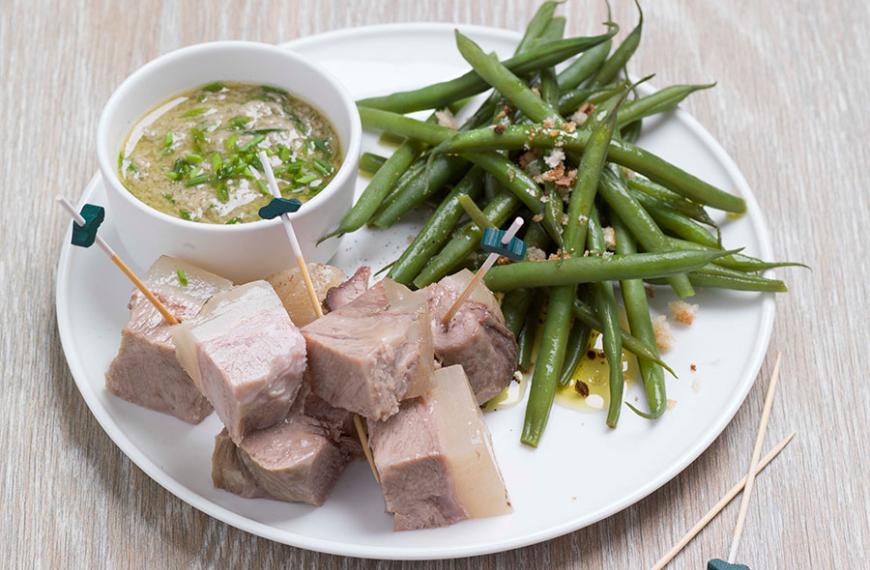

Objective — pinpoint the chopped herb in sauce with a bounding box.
[176,268,189,286]
[120,82,341,224]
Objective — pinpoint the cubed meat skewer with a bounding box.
[302,279,434,421]
[322,268,518,405]
[367,365,512,531]
[105,256,232,423]
[424,269,518,404]
[211,388,355,506]
[174,280,307,443]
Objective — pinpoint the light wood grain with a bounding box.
[2,1,869,568]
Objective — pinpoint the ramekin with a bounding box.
[97,41,361,282]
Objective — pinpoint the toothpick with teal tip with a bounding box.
[256,151,381,483]
[441,216,525,325]
[257,150,322,320]
[56,195,179,325]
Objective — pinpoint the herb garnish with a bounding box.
[176,268,189,286]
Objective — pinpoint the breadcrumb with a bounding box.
[434,109,458,129]
[571,110,588,125]
[603,226,616,251]
[526,246,546,261]
[544,149,566,169]
[666,399,678,410]
[563,121,577,133]
[540,163,577,188]
[668,300,699,325]
[652,315,673,351]
[518,150,539,169]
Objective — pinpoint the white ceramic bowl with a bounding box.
[97,41,361,282]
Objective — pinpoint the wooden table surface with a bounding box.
[2,0,868,568]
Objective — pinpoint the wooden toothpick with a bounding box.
[441,216,524,325]
[353,415,380,483]
[257,153,381,482]
[726,352,783,562]
[651,431,795,570]
[56,195,179,325]
[257,151,323,320]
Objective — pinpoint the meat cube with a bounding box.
[323,266,370,312]
[173,281,307,443]
[302,279,434,421]
[105,256,232,423]
[211,403,352,506]
[368,365,512,531]
[425,269,518,404]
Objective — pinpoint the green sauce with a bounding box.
[119,82,341,224]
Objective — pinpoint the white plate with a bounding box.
[56,24,775,560]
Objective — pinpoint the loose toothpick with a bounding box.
[726,352,783,563]
[441,216,524,325]
[55,195,179,325]
[651,431,795,570]
[257,151,322,320]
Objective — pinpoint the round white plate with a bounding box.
[56,24,775,560]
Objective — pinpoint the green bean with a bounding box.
[571,299,674,375]
[536,17,565,111]
[517,295,545,372]
[617,83,715,128]
[521,284,574,446]
[485,248,732,291]
[664,237,805,273]
[522,93,621,446]
[358,107,453,145]
[647,273,786,292]
[356,32,617,113]
[483,171,499,201]
[320,137,422,241]
[543,186,564,247]
[556,39,612,91]
[688,266,788,292]
[414,192,520,287]
[598,166,695,298]
[458,194,494,229]
[387,167,485,285]
[515,0,561,55]
[558,82,625,116]
[613,216,666,419]
[558,318,592,386]
[620,118,642,144]
[455,31,561,124]
[637,195,720,247]
[377,159,427,214]
[502,288,533,337]
[626,175,716,226]
[586,209,624,427]
[590,1,642,87]
[369,155,468,228]
[499,222,551,343]
[431,122,747,212]
[359,152,387,175]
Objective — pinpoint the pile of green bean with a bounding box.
[330,1,800,446]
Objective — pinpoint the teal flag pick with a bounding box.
[258,197,302,220]
[480,227,527,261]
[70,204,105,248]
